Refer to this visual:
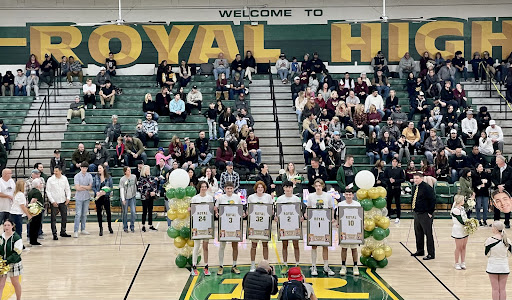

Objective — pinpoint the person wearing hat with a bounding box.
[50,149,66,175]
[99,80,115,109]
[95,66,110,90]
[66,96,86,125]
[390,104,408,131]
[371,50,390,78]
[26,70,40,99]
[461,110,478,144]
[476,106,492,132]
[408,91,429,121]
[310,52,325,81]
[277,266,317,300]
[24,168,45,196]
[40,53,56,86]
[89,141,110,172]
[186,85,203,115]
[241,260,278,299]
[486,120,505,153]
[66,56,83,85]
[219,161,239,193]
[14,69,27,96]
[276,53,290,84]
[291,76,304,106]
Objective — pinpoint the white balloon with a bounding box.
[355,170,375,190]
[168,169,190,188]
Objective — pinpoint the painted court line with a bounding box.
[400,242,460,300]
[124,243,151,300]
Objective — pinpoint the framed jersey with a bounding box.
[276,202,302,241]
[338,205,364,245]
[247,203,273,241]
[218,204,244,242]
[190,203,215,240]
[307,208,332,246]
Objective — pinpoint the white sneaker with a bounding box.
[65,121,69,125]
[353,266,360,276]
[455,263,461,270]
[249,266,256,272]
[81,231,90,235]
[68,82,73,86]
[395,218,400,224]
[73,232,78,238]
[324,266,335,276]
[339,265,347,276]
[310,266,318,276]
[460,262,466,269]
[93,105,96,109]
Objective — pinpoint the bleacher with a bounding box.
[2,96,34,152]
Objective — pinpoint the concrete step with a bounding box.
[256,122,299,130]
[259,138,302,147]
[247,80,270,87]
[261,154,304,164]
[253,114,297,122]
[257,130,303,138]
[470,97,507,105]
[250,99,294,107]
[467,91,504,98]
[251,107,295,114]
[250,93,291,100]
[250,86,290,93]
[14,132,64,140]
[260,146,303,155]
[463,84,507,91]
[17,125,67,133]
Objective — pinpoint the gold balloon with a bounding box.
[364,218,376,232]
[361,246,373,257]
[383,245,393,258]
[376,186,387,198]
[177,209,189,220]
[174,236,186,248]
[372,247,386,261]
[356,189,368,200]
[377,217,390,230]
[187,239,194,247]
[368,187,380,200]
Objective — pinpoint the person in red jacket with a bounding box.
[234,140,258,171]
[215,140,233,171]
[247,131,261,165]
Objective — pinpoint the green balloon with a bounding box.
[373,227,386,241]
[373,197,387,209]
[180,227,191,239]
[175,187,186,199]
[167,227,179,239]
[360,256,369,266]
[377,258,388,268]
[196,255,202,265]
[366,257,378,269]
[360,199,374,211]
[185,186,197,197]
[175,255,187,268]
[384,228,390,237]
[187,256,192,266]
[364,230,373,239]
[166,188,175,199]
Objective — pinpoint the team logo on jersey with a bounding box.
[316,199,324,208]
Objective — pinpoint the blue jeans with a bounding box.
[122,197,137,230]
[218,127,226,138]
[367,152,380,164]
[369,125,380,137]
[229,89,244,100]
[376,109,385,119]
[456,67,469,82]
[425,151,435,165]
[164,199,172,227]
[250,149,262,164]
[277,69,289,81]
[381,150,396,163]
[296,109,303,123]
[74,199,90,232]
[0,212,10,224]
[11,214,23,237]
[451,169,463,183]
[198,153,213,166]
[475,196,489,222]
[213,67,230,80]
[376,85,390,100]
[14,86,26,96]
[124,152,147,167]
[429,115,443,129]
[231,69,245,79]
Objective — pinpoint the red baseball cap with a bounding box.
[287,267,304,281]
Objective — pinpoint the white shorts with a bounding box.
[341,243,359,249]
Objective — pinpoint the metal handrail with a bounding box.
[38,94,49,127]
[267,62,285,169]
[13,146,26,180]
[26,119,38,167]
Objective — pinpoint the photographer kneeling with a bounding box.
[241,260,278,300]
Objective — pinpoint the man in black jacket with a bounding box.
[411,173,436,260]
[195,131,212,166]
[242,260,278,300]
[50,149,66,175]
[384,158,405,223]
[291,76,303,105]
[491,155,512,227]
[255,163,275,194]
[307,158,328,193]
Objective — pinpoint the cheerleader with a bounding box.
[306,179,335,276]
[247,181,273,272]
[0,219,23,300]
[485,221,512,300]
[189,181,215,276]
[451,195,469,270]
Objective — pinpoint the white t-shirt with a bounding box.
[307,192,334,209]
[247,193,273,204]
[0,178,15,213]
[190,194,214,204]
[276,194,301,204]
[216,193,242,207]
[338,200,362,241]
[10,192,26,216]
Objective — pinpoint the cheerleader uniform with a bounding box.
[451,206,468,239]
[0,232,23,277]
[485,237,512,274]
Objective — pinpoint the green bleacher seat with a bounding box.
[435,181,453,206]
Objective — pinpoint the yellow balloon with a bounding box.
[376,186,387,198]
[364,218,376,232]
[361,246,373,257]
[356,189,368,200]
[383,245,393,258]
[174,236,186,248]
[187,239,194,247]
[377,217,390,230]
[368,187,380,200]
[372,247,386,261]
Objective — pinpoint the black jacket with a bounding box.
[473,170,492,197]
[291,82,303,95]
[491,165,512,194]
[412,182,436,214]
[384,166,405,189]
[255,172,274,193]
[242,267,278,300]
[307,166,328,192]
[195,137,209,155]
[243,56,256,69]
[50,157,66,175]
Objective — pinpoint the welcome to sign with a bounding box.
[0,18,510,67]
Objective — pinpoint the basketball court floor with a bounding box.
[5,218,508,300]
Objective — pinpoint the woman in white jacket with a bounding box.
[479,131,494,156]
[295,91,308,122]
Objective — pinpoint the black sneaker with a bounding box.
[53,235,58,240]
[31,242,42,246]
[149,226,157,231]
[142,226,146,232]
[60,233,71,238]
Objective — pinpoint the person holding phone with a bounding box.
[242,260,278,300]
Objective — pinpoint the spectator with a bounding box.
[354,77,369,100]
[192,132,210,167]
[398,52,416,79]
[469,52,482,83]
[219,161,239,193]
[379,131,397,163]
[402,122,421,154]
[213,52,230,80]
[458,167,474,211]
[234,140,257,172]
[88,141,109,172]
[438,59,456,88]
[199,167,219,197]
[25,54,40,77]
[105,52,117,76]
[371,50,389,77]
[0,120,10,152]
[27,178,43,246]
[73,162,93,238]
[396,135,410,163]
[441,105,458,137]
[119,167,137,233]
[378,117,399,140]
[372,160,387,188]
[142,93,159,121]
[1,71,14,97]
[184,142,198,169]
[124,134,147,166]
[451,50,469,82]
[255,163,276,194]
[310,52,325,78]
[46,166,71,240]
[160,65,177,89]
[445,129,466,159]
[67,56,83,85]
[390,104,408,131]
[155,86,171,117]
[453,83,468,109]
[479,131,494,156]
[26,70,39,99]
[104,115,121,149]
[178,60,191,87]
[304,132,326,166]
[404,161,417,183]
[65,96,85,125]
[243,50,256,83]
[24,168,45,198]
[408,91,429,121]
[99,80,115,109]
[113,137,125,167]
[246,131,261,165]
[50,149,66,175]
[383,90,398,121]
[319,83,332,104]
[200,103,217,141]
[486,120,504,153]
[140,113,159,148]
[477,106,492,132]
[418,114,432,144]
[336,155,356,193]
[185,85,202,115]
[419,51,433,77]
[14,69,26,96]
[60,56,69,77]
[242,260,278,300]
[229,72,245,100]
[291,77,304,106]
[94,66,110,92]
[449,148,469,183]
[461,110,478,144]
[364,90,385,118]
[307,157,328,193]
[40,53,56,86]
[473,163,491,226]
[424,129,444,165]
[215,140,234,172]
[92,164,113,236]
[338,72,354,99]
[353,104,369,138]
[137,165,158,232]
[366,131,380,165]
[329,131,346,162]
[429,98,443,131]
[216,72,229,100]
[168,136,185,166]
[372,70,391,100]
[367,104,382,137]
[433,149,449,181]
[230,53,245,79]
[169,93,187,123]
[131,160,144,180]
[276,53,290,84]
[83,78,97,109]
[0,169,14,223]
[425,69,441,98]
[468,145,488,168]
[481,51,496,81]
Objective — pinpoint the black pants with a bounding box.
[387,187,402,218]
[96,196,112,229]
[29,213,42,244]
[140,133,160,148]
[169,112,187,123]
[185,101,202,114]
[494,209,510,226]
[462,132,479,145]
[414,212,435,256]
[51,203,68,235]
[142,197,154,226]
[83,94,96,106]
